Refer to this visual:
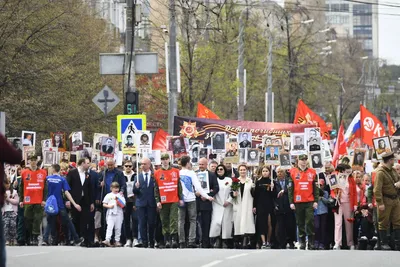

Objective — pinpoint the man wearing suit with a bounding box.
[133,157,157,248]
[265,147,278,160]
[239,133,251,148]
[66,158,94,247]
[102,138,114,154]
[196,157,219,248]
[274,167,296,249]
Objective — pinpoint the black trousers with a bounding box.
[123,202,138,241]
[71,203,91,242]
[276,212,296,248]
[199,210,212,247]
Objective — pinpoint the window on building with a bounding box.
[340,4,349,12]
[363,39,373,50]
[341,16,349,24]
[353,4,372,15]
[331,4,340,12]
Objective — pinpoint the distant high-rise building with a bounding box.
[325,0,378,58]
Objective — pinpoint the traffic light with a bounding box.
[125,91,139,114]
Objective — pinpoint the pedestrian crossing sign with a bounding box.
[117,115,147,142]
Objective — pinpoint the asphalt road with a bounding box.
[6,246,400,267]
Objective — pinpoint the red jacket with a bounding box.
[0,134,23,206]
[330,173,357,211]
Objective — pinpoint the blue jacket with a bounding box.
[99,169,127,200]
[315,190,329,215]
[133,172,156,208]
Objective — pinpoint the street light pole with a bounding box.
[266,32,273,122]
[237,9,246,121]
[167,0,178,135]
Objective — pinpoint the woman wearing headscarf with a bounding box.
[209,164,233,248]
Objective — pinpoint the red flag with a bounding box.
[360,105,385,147]
[386,112,396,136]
[332,122,347,167]
[197,102,220,119]
[293,100,330,139]
[152,128,168,151]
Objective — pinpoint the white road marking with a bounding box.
[251,250,265,254]
[13,252,49,258]
[225,253,248,260]
[201,260,223,267]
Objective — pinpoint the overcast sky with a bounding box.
[379,6,400,65]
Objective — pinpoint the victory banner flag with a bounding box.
[293,100,330,140]
[360,105,385,147]
[197,102,220,120]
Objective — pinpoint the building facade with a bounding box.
[325,0,378,58]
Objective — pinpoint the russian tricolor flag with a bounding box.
[344,111,361,145]
[116,195,126,208]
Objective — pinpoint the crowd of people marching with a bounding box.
[1,135,400,254]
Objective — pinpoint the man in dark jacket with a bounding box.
[274,167,296,249]
[196,157,219,248]
[99,159,126,240]
[1,133,23,267]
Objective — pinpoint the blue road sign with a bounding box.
[117,115,147,142]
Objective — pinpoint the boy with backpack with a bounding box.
[42,164,83,246]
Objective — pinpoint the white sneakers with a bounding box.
[350,245,355,250]
[333,244,341,250]
[132,238,139,247]
[124,239,132,248]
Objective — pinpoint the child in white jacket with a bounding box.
[2,179,19,245]
[102,182,125,247]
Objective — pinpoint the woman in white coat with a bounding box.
[232,164,255,248]
[209,164,233,248]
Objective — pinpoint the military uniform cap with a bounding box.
[381,151,395,160]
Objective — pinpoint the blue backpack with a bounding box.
[45,195,59,215]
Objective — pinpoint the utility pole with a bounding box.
[168,0,178,135]
[237,9,246,121]
[266,32,273,122]
[125,0,136,94]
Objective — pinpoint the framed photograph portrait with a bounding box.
[60,151,71,163]
[8,137,23,154]
[211,132,226,152]
[322,140,332,161]
[238,132,252,148]
[137,131,152,150]
[247,148,260,166]
[262,135,274,148]
[279,151,292,169]
[70,131,83,151]
[373,136,392,160]
[271,137,283,147]
[308,136,321,152]
[199,148,208,159]
[305,127,321,143]
[41,139,52,150]
[21,131,36,147]
[51,132,66,152]
[310,152,323,169]
[327,174,339,190]
[93,133,109,151]
[290,133,306,155]
[23,146,35,166]
[265,146,280,165]
[197,171,210,193]
[352,148,366,168]
[390,136,400,158]
[238,148,247,163]
[282,137,291,151]
[44,150,56,166]
[169,136,187,158]
[100,136,116,157]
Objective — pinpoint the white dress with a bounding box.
[209,177,234,239]
[233,177,255,235]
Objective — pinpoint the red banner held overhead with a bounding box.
[360,105,385,147]
[387,112,396,136]
[197,102,220,120]
[152,128,168,151]
[332,122,346,167]
[293,100,330,140]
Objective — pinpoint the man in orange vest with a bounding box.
[288,154,318,250]
[18,155,47,246]
[154,153,182,248]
